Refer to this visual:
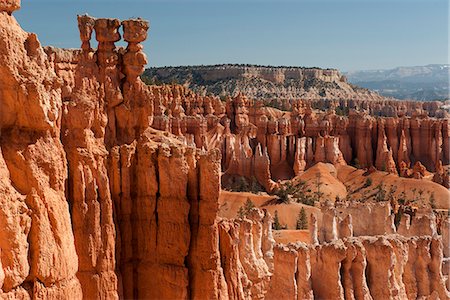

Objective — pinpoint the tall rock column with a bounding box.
[354,115,375,168]
[188,149,229,299]
[61,15,119,300]
[0,4,81,298]
[94,18,123,145]
[116,19,154,143]
[375,121,397,174]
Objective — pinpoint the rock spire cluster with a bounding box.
[0,3,449,299]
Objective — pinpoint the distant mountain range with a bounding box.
[345,64,449,101]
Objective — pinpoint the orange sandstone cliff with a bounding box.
[0,3,449,299]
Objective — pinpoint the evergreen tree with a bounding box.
[243,197,255,212]
[237,206,245,219]
[296,207,308,230]
[273,210,282,230]
[236,198,255,219]
[313,172,324,202]
[235,176,249,192]
[430,192,436,209]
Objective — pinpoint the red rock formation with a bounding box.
[0,4,82,298]
[125,85,449,190]
[1,5,449,300]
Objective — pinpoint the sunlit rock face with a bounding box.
[0,4,449,300]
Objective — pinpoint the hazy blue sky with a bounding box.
[15,0,448,71]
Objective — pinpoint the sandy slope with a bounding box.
[336,165,450,209]
[219,162,449,244]
[218,191,321,230]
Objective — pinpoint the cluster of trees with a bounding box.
[335,106,349,116]
[237,198,256,219]
[265,100,292,111]
[364,183,436,228]
[140,75,163,86]
[225,176,265,194]
[273,173,323,206]
[237,200,308,231]
[272,208,308,230]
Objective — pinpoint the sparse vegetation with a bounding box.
[272,210,282,230]
[273,180,316,206]
[394,209,403,229]
[397,191,407,205]
[313,172,324,203]
[363,178,372,188]
[237,198,256,219]
[351,158,361,169]
[140,75,163,86]
[225,176,264,194]
[235,176,249,192]
[374,184,387,202]
[335,106,349,116]
[266,100,282,110]
[273,181,298,204]
[296,208,308,230]
[429,192,436,209]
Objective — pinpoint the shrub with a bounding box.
[273,179,319,206]
[273,181,296,204]
[374,184,386,202]
[363,178,372,188]
[351,158,361,169]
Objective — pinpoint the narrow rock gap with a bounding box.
[186,159,201,299]
[365,260,372,296]
[154,150,160,232]
[132,147,140,300]
[65,160,73,216]
[110,148,123,296]
[294,262,299,297]
[338,261,346,299]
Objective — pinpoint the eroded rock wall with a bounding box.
[270,236,449,300]
[1,5,449,300]
[0,4,82,298]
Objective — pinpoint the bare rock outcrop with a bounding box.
[1,5,449,300]
[0,4,81,298]
[268,235,449,300]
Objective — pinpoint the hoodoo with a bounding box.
[0,2,449,300]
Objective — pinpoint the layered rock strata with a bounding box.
[1,5,449,300]
[143,64,388,103]
[48,34,449,191]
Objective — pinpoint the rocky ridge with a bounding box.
[143,64,388,104]
[0,3,449,299]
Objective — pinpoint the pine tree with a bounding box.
[313,172,324,202]
[237,206,245,219]
[236,198,255,219]
[430,192,436,209]
[243,197,255,212]
[273,210,282,230]
[296,207,308,230]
